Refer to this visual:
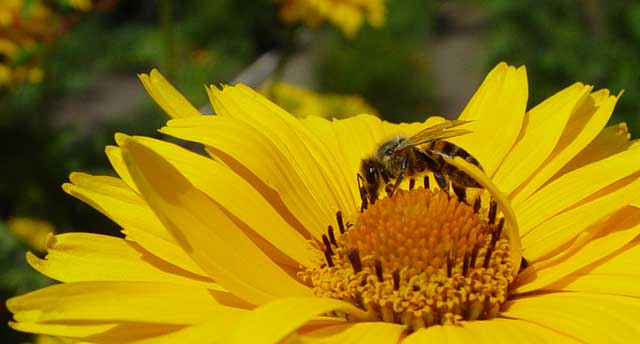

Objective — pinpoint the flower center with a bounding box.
[300,187,515,332]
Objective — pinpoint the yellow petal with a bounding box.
[64,173,169,241]
[404,318,579,343]
[558,122,630,175]
[130,310,247,344]
[301,114,386,210]
[7,281,228,324]
[514,206,640,293]
[62,173,205,276]
[445,155,521,274]
[163,115,337,238]
[449,63,528,176]
[208,84,358,222]
[547,274,640,298]
[294,322,405,344]
[223,297,370,344]
[511,90,620,202]
[27,232,218,289]
[105,144,139,193]
[514,144,640,235]
[570,236,640,275]
[503,292,640,343]
[138,69,201,118]
[460,318,580,343]
[120,137,312,305]
[300,115,447,222]
[541,238,640,297]
[300,114,447,207]
[117,133,316,268]
[522,176,640,262]
[10,321,184,342]
[403,325,474,343]
[493,83,592,193]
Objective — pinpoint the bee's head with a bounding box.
[360,158,382,187]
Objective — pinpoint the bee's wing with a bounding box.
[396,120,473,151]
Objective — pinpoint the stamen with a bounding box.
[424,176,429,189]
[483,218,504,269]
[443,155,522,274]
[494,217,505,238]
[300,187,516,333]
[488,199,497,224]
[409,178,416,190]
[327,226,337,247]
[462,252,470,276]
[347,248,362,273]
[323,250,334,267]
[374,260,384,282]
[322,235,334,256]
[336,211,346,234]
[469,244,479,268]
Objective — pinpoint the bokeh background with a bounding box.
[2,0,639,342]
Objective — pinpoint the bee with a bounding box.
[357,120,483,209]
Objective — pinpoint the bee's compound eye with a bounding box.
[366,165,378,183]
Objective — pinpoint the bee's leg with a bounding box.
[389,155,410,196]
[434,170,449,193]
[452,183,467,203]
[357,174,369,212]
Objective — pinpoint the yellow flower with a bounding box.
[261,81,378,118]
[8,63,640,342]
[276,0,385,38]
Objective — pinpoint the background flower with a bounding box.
[260,81,378,118]
[276,0,385,38]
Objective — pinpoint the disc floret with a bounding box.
[300,188,515,332]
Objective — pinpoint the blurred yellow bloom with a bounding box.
[0,0,54,86]
[66,0,92,11]
[7,63,640,342]
[277,0,385,38]
[262,81,378,118]
[0,63,11,85]
[7,217,55,252]
[0,0,90,86]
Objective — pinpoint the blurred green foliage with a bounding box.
[0,220,51,344]
[484,0,640,134]
[317,0,436,122]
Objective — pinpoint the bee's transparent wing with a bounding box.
[396,120,473,151]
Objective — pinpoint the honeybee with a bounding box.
[357,120,483,209]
